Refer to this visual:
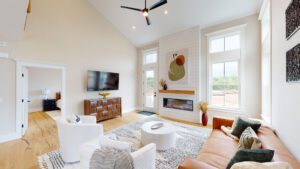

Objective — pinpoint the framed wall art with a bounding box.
[286,0,300,39]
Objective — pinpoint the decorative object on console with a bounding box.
[159,79,167,90]
[42,88,51,100]
[99,92,110,99]
[84,97,122,122]
[199,101,208,126]
[286,43,300,82]
[167,48,188,83]
[286,0,300,39]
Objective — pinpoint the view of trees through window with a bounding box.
[212,61,239,108]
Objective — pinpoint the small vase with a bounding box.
[202,112,208,126]
[163,84,168,90]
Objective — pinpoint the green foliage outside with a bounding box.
[213,76,239,90]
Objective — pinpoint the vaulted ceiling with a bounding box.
[89,0,262,47]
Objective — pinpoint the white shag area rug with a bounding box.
[38,116,211,169]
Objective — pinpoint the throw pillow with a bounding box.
[221,125,239,141]
[226,149,274,169]
[231,117,262,138]
[230,161,293,169]
[239,127,262,149]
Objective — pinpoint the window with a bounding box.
[143,50,157,65]
[210,34,240,53]
[208,31,243,110]
[211,61,239,108]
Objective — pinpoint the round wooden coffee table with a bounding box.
[141,121,176,150]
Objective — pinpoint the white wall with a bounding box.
[201,14,261,122]
[0,59,16,136]
[28,68,62,112]
[158,27,201,123]
[271,0,300,161]
[11,0,138,115]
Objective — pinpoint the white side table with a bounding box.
[141,121,176,150]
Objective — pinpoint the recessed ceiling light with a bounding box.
[132,26,136,30]
[164,10,168,15]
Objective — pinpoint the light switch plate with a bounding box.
[0,98,2,103]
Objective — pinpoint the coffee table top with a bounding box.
[141,121,175,135]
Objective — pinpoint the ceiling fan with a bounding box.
[121,0,168,26]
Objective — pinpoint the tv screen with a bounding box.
[87,70,119,91]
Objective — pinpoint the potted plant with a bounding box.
[159,79,168,90]
[199,101,208,126]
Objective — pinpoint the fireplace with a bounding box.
[163,98,193,111]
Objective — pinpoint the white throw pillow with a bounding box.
[230,161,293,169]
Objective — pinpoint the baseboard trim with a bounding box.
[0,132,20,143]
[123,107,139,114]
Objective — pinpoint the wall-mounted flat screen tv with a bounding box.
[87,70,119,91]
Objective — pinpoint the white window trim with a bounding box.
[142,48,158,67]
[206,24,246,113]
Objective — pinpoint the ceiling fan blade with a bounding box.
[146,16,151,25]
[149,0,167,10]
[121,6,143,12]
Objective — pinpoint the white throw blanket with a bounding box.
[90,147,134,169]
[231,161,293,169]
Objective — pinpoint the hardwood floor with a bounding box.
[0,111,207,169]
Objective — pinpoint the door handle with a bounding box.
[27,100,31,103]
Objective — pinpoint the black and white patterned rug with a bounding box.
[38,116,211,169]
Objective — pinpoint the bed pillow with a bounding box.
[231,117,261,138]
[239,127,262,149]
[226,149,274,169]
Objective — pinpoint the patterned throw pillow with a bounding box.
[226,149,274,169]
[231,117,262,138]
[239,127,262,149]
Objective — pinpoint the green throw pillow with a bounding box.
[239,127,262,149]
[231,117,261,138]
[226,149,274,169]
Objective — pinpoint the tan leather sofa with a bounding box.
[178,117,300,169]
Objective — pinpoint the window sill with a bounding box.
[208,106,244,114]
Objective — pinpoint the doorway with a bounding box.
[142,49,158,113]
[17,61,66,136]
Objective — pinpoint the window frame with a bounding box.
[142,48,158,66]
[206,25,246,113]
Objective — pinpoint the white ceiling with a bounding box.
[89,0,262,47]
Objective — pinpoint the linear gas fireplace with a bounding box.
[163,98,193,112]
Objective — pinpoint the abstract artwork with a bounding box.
[286,0,300,39]
[286,43,300,82]
[167,49,188,83]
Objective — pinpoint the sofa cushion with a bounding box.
[231,117,261,138]
[257,126,300,169]
[239,127,262,149]
[226,149,274,169]
[197,130,239,169]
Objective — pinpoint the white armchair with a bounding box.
[56,115,103,163]
[79,136,156,169]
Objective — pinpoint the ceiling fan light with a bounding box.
[143,11,149,16]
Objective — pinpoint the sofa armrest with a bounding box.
[178,158,218,169]
[131,143,156,169]
[212,116,234,130]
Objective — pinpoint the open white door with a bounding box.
[21,67,29,135]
